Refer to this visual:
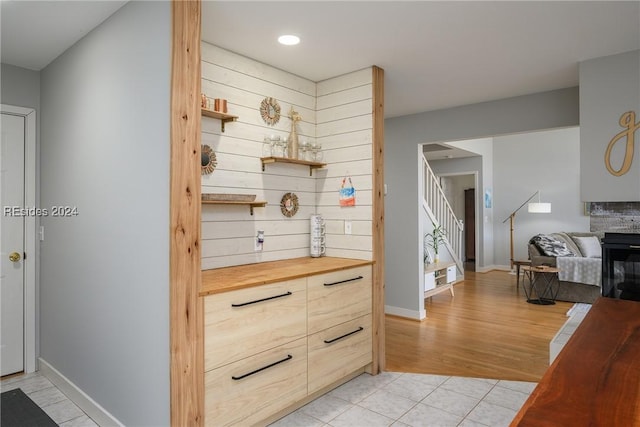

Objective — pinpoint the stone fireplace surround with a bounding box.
[589,202,640,233]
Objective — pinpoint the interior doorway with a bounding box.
[464,188,476,271]
[439,173,477,272]
[1,105,37,376]
[1,112,26,376]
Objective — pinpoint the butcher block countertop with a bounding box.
[510,297,640,426]
[200,257,373,296]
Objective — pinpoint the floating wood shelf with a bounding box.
[201,108,238,132]
[260,156,326,176]
[201,200,267,215]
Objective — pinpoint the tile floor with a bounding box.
[1,371,97,427]
[269,372,536,427]
[2,370,535,426]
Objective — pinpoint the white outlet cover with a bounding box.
[345,220,352,235]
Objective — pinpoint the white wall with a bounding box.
[580,49,640,202]
[1,64,40,110]
[492,127,589,266]
[440,174,475,220]
[39,2,170,425]
[385,87,579,317]
[201,44,373,269]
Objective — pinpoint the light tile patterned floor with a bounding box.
[269,372,536,427]
[1,372,97,427]
[2,370,535,426]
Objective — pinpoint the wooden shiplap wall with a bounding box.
[201,43,373,269]
[317,70,373,260]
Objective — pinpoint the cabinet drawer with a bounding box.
[446,265,456,282]
[204,279,306,371]
[205,338,307,427]
[307,266,372,334]
[308,314,372,394]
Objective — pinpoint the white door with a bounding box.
[1,113,26,376]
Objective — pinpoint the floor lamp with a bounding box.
[502,190,551,270]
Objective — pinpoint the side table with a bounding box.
[521,265,560,305]
[513,259,531,288]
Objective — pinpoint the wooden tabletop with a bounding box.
[424,261,456,274]
[200,257,373,296]
[521,265,560,274]
[510,297,640,426]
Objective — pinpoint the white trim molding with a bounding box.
[476,265,511,273]
[1,104,37,373]
[385,305,426,321]
[39,358,124,427]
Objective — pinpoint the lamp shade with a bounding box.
[528,202,551,213]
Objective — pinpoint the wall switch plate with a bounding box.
[344,220,352,235]
[255,230,264,251]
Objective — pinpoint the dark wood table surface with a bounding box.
[511,297,640,426]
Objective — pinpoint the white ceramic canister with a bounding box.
[310,214,326,257]
[310,236,326,257]
[310,214,325,234]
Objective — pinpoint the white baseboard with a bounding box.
[476,264,511,273]
[385,305,426,320]
[38,358,123,427]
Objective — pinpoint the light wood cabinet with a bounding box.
[204,338,307,427]
[307,265,372,334]
[202,259,373,426]
[204,279,307,371]
[308,314,372,393]
[424,261,457,298]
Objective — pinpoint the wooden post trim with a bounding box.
[372,66,385,373]
[170,1,203,426]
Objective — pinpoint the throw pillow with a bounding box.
[529,234,576,257]
[573,236,602,258]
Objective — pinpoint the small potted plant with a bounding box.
[424,224,446,264]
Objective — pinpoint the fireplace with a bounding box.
[602,233,640,300]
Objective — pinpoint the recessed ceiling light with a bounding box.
[278,35,300,46]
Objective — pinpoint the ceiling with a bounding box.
[422,142,479,161]
[2,1,639,119]
[0,1,127,71]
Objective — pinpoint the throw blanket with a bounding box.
[530,234,575,257]
[556,256,601,287]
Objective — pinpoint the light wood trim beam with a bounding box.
[170,1,203,426]
[372,66,385,373]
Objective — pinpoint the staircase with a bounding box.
[422,155,464,273]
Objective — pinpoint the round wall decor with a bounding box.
[280,192,299,217]
[201,144,217,175]
[260,97,281,126]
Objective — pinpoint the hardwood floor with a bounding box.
[385,270,573,382]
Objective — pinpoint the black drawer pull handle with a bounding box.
[324,326,364,344]
[231,291,292,307]
[231,354,293,380]
[324,276,364,287]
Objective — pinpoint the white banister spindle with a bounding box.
[421,156,464,273]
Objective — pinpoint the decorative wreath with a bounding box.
[260,97,281,126]
[201,145,217,175]
[280,192,299,217]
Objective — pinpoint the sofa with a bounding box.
[528,231,605,303]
